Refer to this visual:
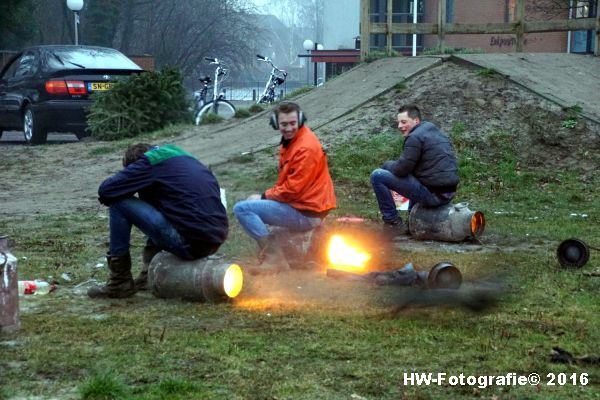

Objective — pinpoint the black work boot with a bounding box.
[133,244,161,291]
[88,252,137,298]
[382,219,410,240]
[251,235,290,275]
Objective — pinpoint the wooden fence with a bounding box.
[360,0,600,58]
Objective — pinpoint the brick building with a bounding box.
[324,0,597,54]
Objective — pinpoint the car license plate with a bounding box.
[88,82,113,91]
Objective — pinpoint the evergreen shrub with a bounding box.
[87,66,188,140]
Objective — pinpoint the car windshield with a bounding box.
[46,48,141,71]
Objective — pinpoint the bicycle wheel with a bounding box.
[197,100,236,123]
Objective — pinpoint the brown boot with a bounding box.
[88,252,137,298]
[133,244,161,290]
[251,235,290,275]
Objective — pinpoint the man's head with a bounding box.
[271,102,304,140]
[123,143,154,167]
[397,104,422,137]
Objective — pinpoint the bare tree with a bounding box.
[264,0,324,64]
[109,0,261,79]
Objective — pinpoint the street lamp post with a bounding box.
[66,0,84,45]
[303,39,324,87]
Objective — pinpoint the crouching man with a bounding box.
[233,102,336,274]
[88,143,228,298]
[370,104,459,237]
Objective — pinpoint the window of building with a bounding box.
[506,0,516,22]
[446,0,455,23]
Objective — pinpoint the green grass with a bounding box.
[200,112,225,124]
[1,124,599,399]
[477,67,500,77]
[393,81,407,93]
[282,85,315,100]
[562,104,582,129]
[234,108,251,119]
[247,103,265,114]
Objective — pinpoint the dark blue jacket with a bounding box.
[383,121,459,193]
[98,145,228,249]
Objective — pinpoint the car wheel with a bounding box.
[75,132,89,140]
[23,106,48,145]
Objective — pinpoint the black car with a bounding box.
[0,45,142,144]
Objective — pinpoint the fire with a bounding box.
[327,234,371,273]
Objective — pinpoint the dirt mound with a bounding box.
[319,60,600,174]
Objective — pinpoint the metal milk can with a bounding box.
[408,202,485,242]
[1,235,20,333]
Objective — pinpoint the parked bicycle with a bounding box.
[194,57,236,125]
[256,54,287,104]
[191,74,211,116]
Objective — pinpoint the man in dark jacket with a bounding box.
[370,104,459,234]
[88,143,228,298]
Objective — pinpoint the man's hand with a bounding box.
[247,193,262,200]
[382,160,396,171]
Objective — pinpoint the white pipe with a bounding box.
[412,1,417,57]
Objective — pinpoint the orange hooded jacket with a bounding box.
[264,125,336,215]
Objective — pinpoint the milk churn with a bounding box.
[148,252,244,302]
[1,235,20,333]
[408,202,485,242]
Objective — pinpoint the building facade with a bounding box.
[323,0,596,55]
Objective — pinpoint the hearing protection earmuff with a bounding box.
[269,102,307,130]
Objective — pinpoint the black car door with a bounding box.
[0,51,38,128]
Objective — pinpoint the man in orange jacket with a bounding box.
[233,102,336,274]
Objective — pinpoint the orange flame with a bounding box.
[327,234,371,273]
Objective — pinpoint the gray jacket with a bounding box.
[382,121,459,193]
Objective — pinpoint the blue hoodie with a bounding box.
[98,145,228,249]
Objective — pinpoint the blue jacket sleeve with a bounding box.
[98,158,154,205]
[382,135,421,177]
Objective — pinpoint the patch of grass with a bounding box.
[88,146,117,157]
[282,85,314,100]
[200,112,225,124]
[363,50,399,63]
[329,131,403,185]
[476,67,499,77]
[79,371,130,400]
[562,104,582,129]
[248,103,265,113]
[393,81,407,93]
[140,378,206,400]
[230,152,255,164]
[234,108,252,119]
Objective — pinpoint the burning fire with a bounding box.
[327,234,371,273]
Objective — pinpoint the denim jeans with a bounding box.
[233,199,323,241]
[370,168,451,223]
[109,197,194,259]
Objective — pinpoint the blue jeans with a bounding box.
[233,199,323,241]
[109,197,194,259]
[370,168,451,223]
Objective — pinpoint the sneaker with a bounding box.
[382,219,409,239]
